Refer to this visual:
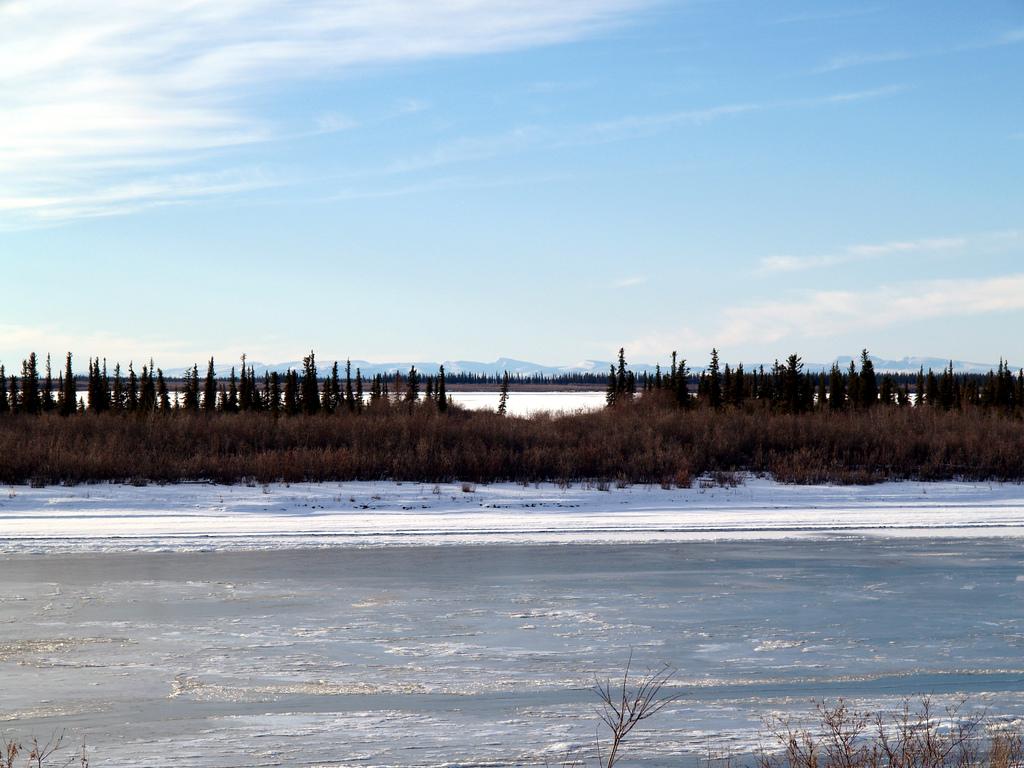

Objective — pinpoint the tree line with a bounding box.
[608,348,1024,414]
[0,348,1022,418]
[0,352,450,416]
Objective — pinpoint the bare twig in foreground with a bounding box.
[593,653,679,768]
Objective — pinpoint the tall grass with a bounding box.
[0,400,1022,486]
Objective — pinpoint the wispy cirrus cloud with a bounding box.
[814,26,1024,73]
[770,7,883,25]
[0,0,652,227]
[0,169,281,229]
[815,51,912,73]
[372,83,908,174]
[758,230,1022,274]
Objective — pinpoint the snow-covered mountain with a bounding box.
[832,355,999,374]
[158,355,1006,379]
[162,358,661,378]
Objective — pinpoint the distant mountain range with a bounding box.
[831,356,1000,375]
[161,355,1006,379]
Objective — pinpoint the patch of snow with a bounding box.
[1,478,1024,552]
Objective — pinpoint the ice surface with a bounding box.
[3,481,1024,765]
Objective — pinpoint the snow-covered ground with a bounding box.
[2,478,1024,551]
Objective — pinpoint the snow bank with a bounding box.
[1,478,1023,552]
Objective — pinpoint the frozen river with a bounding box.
[3,532,1024,766]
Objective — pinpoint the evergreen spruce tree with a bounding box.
[238,356,252,412]
[225,367,239,413]
[405,366,420,405]
[733,363,747,407]
[707,349,722,410]
[88,360,101,415]
[605,364,618,407]
[847,361,860,408]
[925,369,940,406]
[915,367,926,407]
[301,352,321,415]
[939,362,955,410]
[858,350,877,408]
[344,359,355,412]
[183,364,200,411]
[0,366,8,414]
[828,363,846,411]
[21,353,41,414]
[9,374,21,414]
[782,354,804,413]
[615,348,630,400]
[321,375,334,414]
[369,374,383,405]
[355,368,364,412]
[268,371,282,415]
[42,354,54,412]
[252,366,263,411]
[100,359,111,412]
[284,369,299,415]
[139,363,156,412]
[156,369,171,411]
[436,366,446,413]
[328,362,341,413]
[109,361,123,413]
[202,358,217,413]
[126,363,139,412]
[61,353,76,417]
[879,374,896,405]
[897,384,911,407]
[675,358,690,409]
[86,359,98,413]
[497,370,510,416]
[95,362,105,412]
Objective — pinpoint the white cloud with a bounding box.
[0,169,280,228]
[315,113,359,133]
[815,26,1024,73]
[770,7,882,25]
[0,324,192,369]
[716,274,1024,348]
[615,276,648,288]
[813,84,910,103]
[0,0,650,226]
[626,273,1024,358]
[760,236,966,273]
[758,230,1022,273]
[815,51,911,73]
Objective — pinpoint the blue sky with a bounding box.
[2,0,1022,367]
